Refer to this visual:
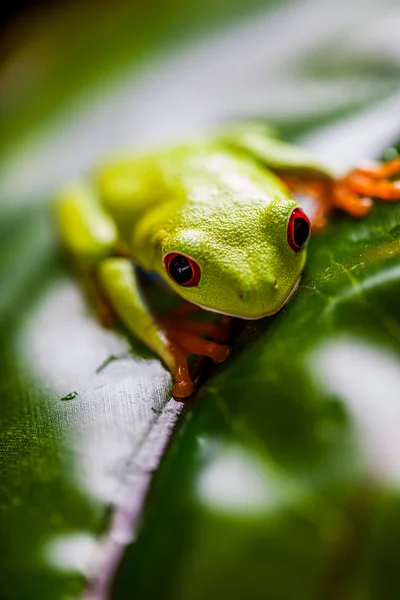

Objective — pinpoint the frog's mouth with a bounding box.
[192,276,301,320]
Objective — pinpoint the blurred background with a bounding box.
[1,1,400,599]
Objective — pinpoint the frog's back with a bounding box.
[95,141,291,241]
[166,143,291,209]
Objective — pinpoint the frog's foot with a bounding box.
[281,155,400,230]
[166,328,231,364]
[161,315,232,399]
[355,156,400,179]
[167,330,231,399]
[168,341,195,399]
[331,157,400,219]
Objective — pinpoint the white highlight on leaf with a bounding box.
[20,278,170,505]
[309,337,400,484]
[302,90,400,175]
[196,441,302,514]
[43,532,98,575]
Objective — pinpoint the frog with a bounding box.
[55,122,400,398]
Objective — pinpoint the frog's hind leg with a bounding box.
[80,269,118,328]
[355,156,400,179]
[281,155,400,230]
[219,123,400,228]
[342,161,400,201]
[55,181,121,326]
[281,173,373,230]
[55,181,118,267]
[327,157,400,221]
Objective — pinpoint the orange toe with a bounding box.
[210,344,231,364]
[172,378,195,399]
[333,181,373,218]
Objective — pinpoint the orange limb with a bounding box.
[167,329,231,364]
[355,156,400,179]
[280,154,400,229]
[168,341,195,399]
[332,181,373,219]
[160,312,232,400]
[159,315,231,343]
[345,172,400,201]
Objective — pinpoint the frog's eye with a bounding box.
[287,208,311,252]
[163,253,201,287]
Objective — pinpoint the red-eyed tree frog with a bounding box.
[55,123,400,398]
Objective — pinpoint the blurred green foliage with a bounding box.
[0,0,271,154]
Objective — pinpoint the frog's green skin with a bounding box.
[55,124,330,378]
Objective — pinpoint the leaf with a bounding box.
[111,181,400,600]
[2,1,400,600]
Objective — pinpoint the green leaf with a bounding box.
[112,192,400,600]
[2,1,400,599]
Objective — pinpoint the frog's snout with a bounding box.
[236,278,278,314]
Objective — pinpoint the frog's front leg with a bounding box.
[97,258,196,398]
[159,315,232,359]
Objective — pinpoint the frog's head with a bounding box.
[147,197,310,319]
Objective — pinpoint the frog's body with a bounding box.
[55,123,400,397]
[98,143,307,318]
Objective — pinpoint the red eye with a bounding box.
[287,208,311,252]
[163,253,201,287]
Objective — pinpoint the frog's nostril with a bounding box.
[238,292,244,300]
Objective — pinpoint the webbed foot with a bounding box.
[281,155,400,230]
[160,312,232,399]
[333,158,400,218]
